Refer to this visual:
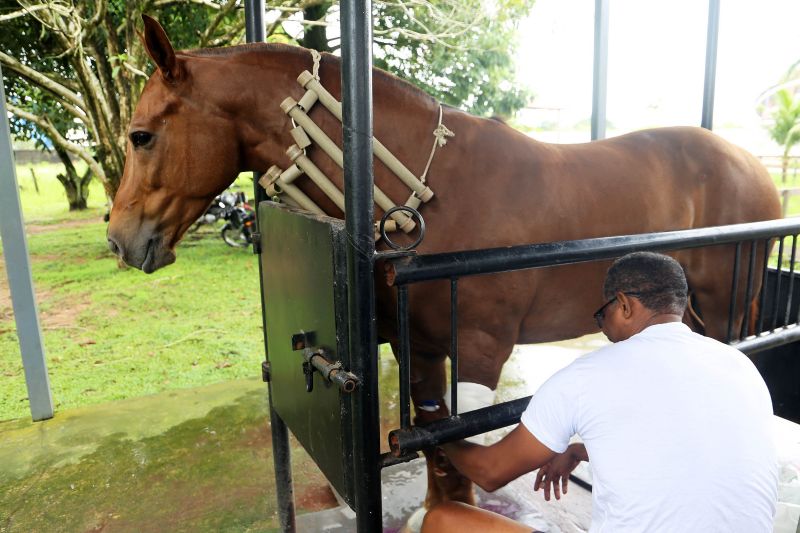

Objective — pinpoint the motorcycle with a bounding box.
[191,190,239,232]
[220,193,256,248]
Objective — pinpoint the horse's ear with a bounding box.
[141,15,182,83]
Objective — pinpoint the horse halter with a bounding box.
[258,49,453,244]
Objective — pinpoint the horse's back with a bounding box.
[548,126,781,231]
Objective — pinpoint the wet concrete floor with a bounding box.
[2,336,799,532]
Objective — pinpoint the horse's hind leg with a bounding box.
[679,243,767,342]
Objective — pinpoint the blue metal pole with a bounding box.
[591,0,609,140]
[701,0,721,130]
[0,63,54,421]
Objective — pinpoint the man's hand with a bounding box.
[533,443,587,501]
[439,424,557,493]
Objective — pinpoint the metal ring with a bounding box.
[379,206,426,251]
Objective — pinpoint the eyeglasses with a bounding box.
[593,292,642,328]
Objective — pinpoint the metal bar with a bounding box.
[734,325,800,355]
[245,0,265,44]
[758,239,771,334]
[740,240,757,339]
[389,397,530,456]
[269,403,297,532]
[245,2,296,532]
[591,0,609,140]
[340,1,382,530]
[727,242,741,343]
[0,63,53,422]
[772,237,785,331]
[701,0,720,130]
[398,286,411,429]
[785,235,797,325]
[387,220,800,286]
[450,278,459,416]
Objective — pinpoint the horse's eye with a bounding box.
[130,131,153,148]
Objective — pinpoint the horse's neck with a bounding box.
[222,49,439,177]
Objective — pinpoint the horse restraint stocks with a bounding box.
[258,60,448,241]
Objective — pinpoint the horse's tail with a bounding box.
[685,291,706,334]
[748,297,761,337]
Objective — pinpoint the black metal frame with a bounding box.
[386,220,800,459]
[246,0,382,531]
[244,2,796,531]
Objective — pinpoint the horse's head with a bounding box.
[107,15,241,273]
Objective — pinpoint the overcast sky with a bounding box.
[516,0,800,134]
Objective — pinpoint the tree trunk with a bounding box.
[54,146,93,211]
[299,3,332,52]
[782,150,789,184]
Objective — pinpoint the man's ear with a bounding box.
[141,15,182,83]
[618,292,634,319]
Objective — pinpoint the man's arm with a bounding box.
[440,424,558,492]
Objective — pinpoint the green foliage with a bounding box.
[762,88,800,183]
[768,89,800,150]
[0,0,245,200]
[2,0,533,209]
[268,0,534,117]
[372,0,533,117]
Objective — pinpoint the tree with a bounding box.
[281,0,533,117]
[765,89,800,184]
[1,0,532,209]
[758,61,800,184]
[372,0,533,117]
[0,0,245,206]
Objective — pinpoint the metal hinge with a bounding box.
[252,232,261,254]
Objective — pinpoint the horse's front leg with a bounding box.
[403,351,469,509]
[405,330,514,510]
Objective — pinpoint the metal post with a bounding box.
[340,1,381,531]
[244,2,297,532]
[0,64,54,422]
[701,0,720,130]
[591,0,609,141]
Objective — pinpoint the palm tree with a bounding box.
[766,89,800,184]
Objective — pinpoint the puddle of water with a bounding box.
[0,378,334,533]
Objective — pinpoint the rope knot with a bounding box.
[433,123,454,147]
[310,49,321,80]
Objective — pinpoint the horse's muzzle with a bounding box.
[107,230,175,274]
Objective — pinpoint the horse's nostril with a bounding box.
[107,238,121,256]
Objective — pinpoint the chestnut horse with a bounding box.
[108,16,780,513]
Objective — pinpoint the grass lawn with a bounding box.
[1,163,263,421]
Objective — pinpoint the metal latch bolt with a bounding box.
[302,348,359,393]
[292,332,359,393]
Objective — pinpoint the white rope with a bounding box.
[419,105,454,184]
[293,51,322,153]
[310,49,321,80]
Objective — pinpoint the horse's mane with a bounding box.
[179,43,437,107]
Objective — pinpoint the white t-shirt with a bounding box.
[520,322,778,532]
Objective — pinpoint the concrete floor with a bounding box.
[2,337,799,532]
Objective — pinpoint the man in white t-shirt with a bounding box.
[421,252,778,533]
